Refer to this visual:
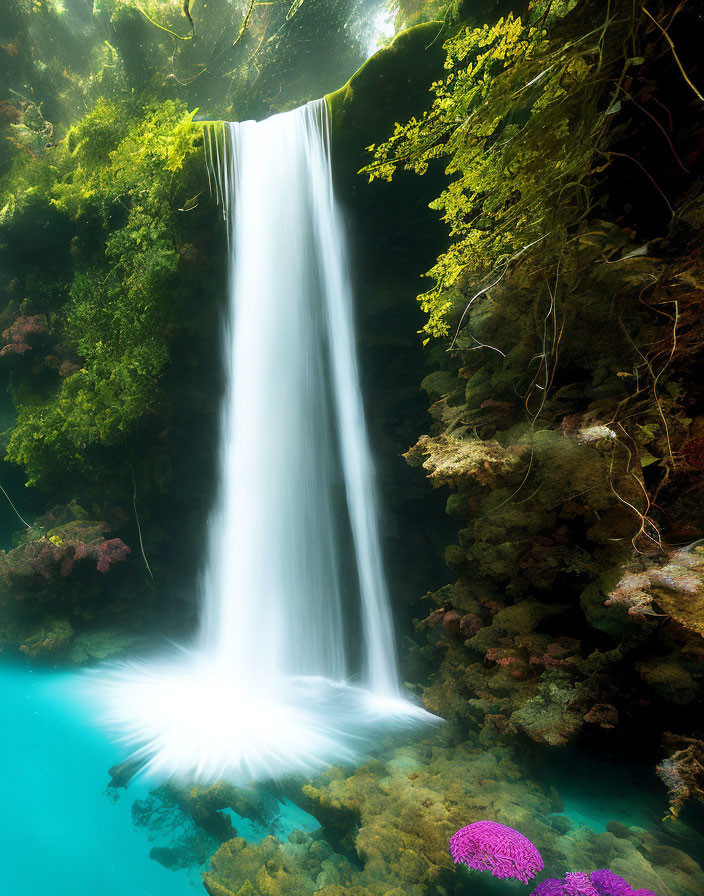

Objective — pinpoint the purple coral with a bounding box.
[531,870,659,896]
[449,820,544,884]
[532,874,600,896]
[533,880,569,896]
[590,870,633,895]
[563,873,600,895]
[591,870,658,896]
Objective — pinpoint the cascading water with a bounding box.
[202,100,398,694]
[93,100,432,784]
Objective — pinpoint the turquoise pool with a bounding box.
[0,662,317,895]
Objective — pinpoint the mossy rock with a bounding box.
[510,685,583,746]
[326,21,447,182]
[492,601,562,636]
[639,658,697,705]
[445,544,470,574]
[18,615,73,657]
[421,370,463,402]
[580,582,640,640]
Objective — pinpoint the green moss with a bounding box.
[492,600,560,636]
[0,99,202,486]
[364,5,633,337]
[509,676,584,746]
[325,21,448,190]
[420,370,462,402]
[639,658,697,706]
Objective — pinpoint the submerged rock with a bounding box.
[198,736,703,896]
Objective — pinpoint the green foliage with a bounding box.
[53,100,198,217]
[0,100,201,485]
[365,2,631,336]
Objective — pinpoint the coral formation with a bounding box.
[449,819,543,882]
[535,873,599,896]
[533,869,660,896]
[0,502,131,657]
[203,832,359,896]
[194,735,704,896]
[591,870,642,896]
[656,734,704,821]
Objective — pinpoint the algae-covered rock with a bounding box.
[510,679,585,746]
[326,21,446,173]
[657,733,704,820]
[639,658,697,705]
[17,615,73,658]
[67,627,140,664]
[203,832,356,896]
[0,502,135,654]
[405,433,521,488]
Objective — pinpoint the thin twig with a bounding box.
[0,482,32,529]
[449,235,549,350]
[136,2,194,40]
[642,6,704,103]
[129,454,153,579]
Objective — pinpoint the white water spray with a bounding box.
[94,100,432,784]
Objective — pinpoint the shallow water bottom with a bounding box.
[2,661,702,895]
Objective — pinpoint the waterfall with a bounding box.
[202,100,398,694]
[93,101,433,785]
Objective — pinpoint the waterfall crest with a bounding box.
[93,100,433,784]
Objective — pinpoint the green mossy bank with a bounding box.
[0,99,226,654]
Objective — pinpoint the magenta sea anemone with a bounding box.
[591,870,658,896]
[449,820,544,884]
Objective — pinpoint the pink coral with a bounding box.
[449,820,543,884]
[0,525,130,585]
[73,537,130,572]
[564,873,600,895]
[590,870,634,895]
[533,873,599,895]
[0,342,32,356]
[94,538,131,573]
[531,870,658,896]
[1,314,47,357]
[534,881,571,896]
